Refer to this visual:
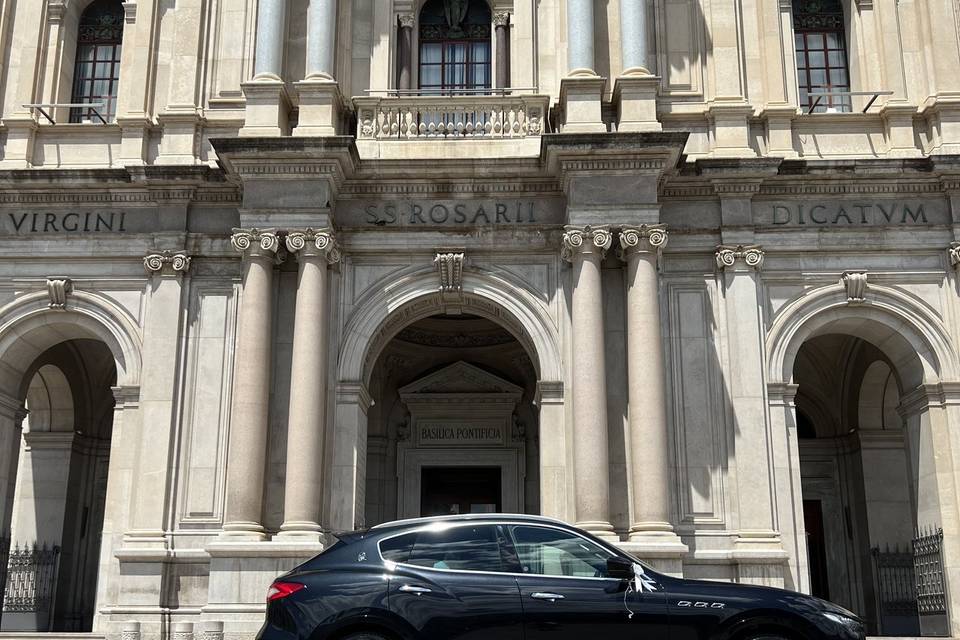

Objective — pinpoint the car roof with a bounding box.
[368,513,570,533]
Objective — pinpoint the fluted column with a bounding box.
[619,225,675,539]
[619,0,649,74]
[279,229,341,540]
[562,225,615,539]
[253,0,287,80]
[222,229,280,540]
[306,0,338,80]
[398,14,415,91]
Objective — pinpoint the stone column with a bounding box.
[619,0,649,74]
[240,0,289,136]
[614,0,660,132]
[618,226,683,538]
[562,225,615,539]
[294,0,345,135]
[222,229,280,540]
[279,229,341,540]
[494,11,510,89]
[398,14,415,91]
[559,0,604,131]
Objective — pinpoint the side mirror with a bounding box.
[607,556,635,581]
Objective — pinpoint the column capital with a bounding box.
[561,225,613,262]
[948,242,960,268]
[619,224,668,258]
[716,244,765,271]
[143,250,192,277]
[398,12,415,28]
[285,228,341,264]
[231,228,281,260]
[493,11,510,26]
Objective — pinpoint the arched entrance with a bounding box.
[364,314,539,525]
[767,285,960,638]
[332,269,565,532]
[0,292,140,633]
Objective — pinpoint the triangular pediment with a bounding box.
[399,361,523,396]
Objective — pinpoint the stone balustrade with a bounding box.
[353,94,549,140]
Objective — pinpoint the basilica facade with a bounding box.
[0,0,960,638]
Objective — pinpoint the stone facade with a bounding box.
[1,0,960,639]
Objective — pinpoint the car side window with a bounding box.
[509,525,612,578]
[381,525,505,573]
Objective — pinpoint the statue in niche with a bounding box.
[444,0,469,36]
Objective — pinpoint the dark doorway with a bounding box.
[804,499,830,601]
[421,467,502,516]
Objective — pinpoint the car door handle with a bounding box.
[398,585,432,595]
[531,592,565,601]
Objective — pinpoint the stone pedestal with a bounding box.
[0,118,37,168]
[761,104,799,159]
[156,111,203,164]
[613,74,661,132]
[293,80,347,137]
[559,74,607,133]
[239,81,289,137]
[117,117,152,166]
[708,100,756,158]
[924,96,960,155]
[881,101,922,158]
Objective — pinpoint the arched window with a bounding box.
[419,0,491,94]
[793,0,850,113]
[70,0,124,123]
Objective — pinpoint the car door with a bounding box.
[507,524,670,640]
[381,523,524,640]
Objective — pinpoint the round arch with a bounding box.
[337,267,563,386]
[766,283,957,389]
[0,290,142,400]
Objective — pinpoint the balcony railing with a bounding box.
[354,93,550,140]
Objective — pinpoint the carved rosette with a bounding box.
[231,228,280,259]
[619,224,668,258]
[143,250,192,276]
[434,252,465,293]
[46,278,72,310]
[949,242,960,269]
[493,11,510,27]
[398,12,415,29]
[842,271,868,304]
[285,228,342,265]
[715,244,765,271]
[561,225,613,262]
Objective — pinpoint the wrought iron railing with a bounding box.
[914,527,947,616]
[353,94,549,140]
[1,542,60,614]
[872,544,919,617]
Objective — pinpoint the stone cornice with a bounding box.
[0,189,240,204]
[660,177,948,199]
[210,137,358,189]
[541,132,689,183]
[340,180,561,197]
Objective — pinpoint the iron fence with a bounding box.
[1,542,60,614]
[914,527,947,617]
[872,544,919,617]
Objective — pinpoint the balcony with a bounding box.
[353,92,550,149]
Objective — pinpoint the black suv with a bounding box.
[258,514,864,640]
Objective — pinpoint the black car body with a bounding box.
[258,514,865,640]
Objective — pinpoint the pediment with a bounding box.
[399,361,523,396]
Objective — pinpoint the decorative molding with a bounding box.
[230,228,280,258]
[285,228,341,264]
[46,278,72,309]
[660,180,944,199]
[561,225,613,262]
[854,0,874,9]
[558,158,666,173]
[197,622,224,640]
[397,12,415,29]
[121,621,141,640]
[715,245,765,271]
[712,181,763,196]
[434,252,465,293]
[121,0,138,23]
[112,385,141,407]
[619,224,668,258]
[949,242,960,269]
[46,0,67,23]
[493,11,510,26]
[340,180,561,196]
[143,251,192,276]
[841,271,868,304]
[0,189,239,204]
